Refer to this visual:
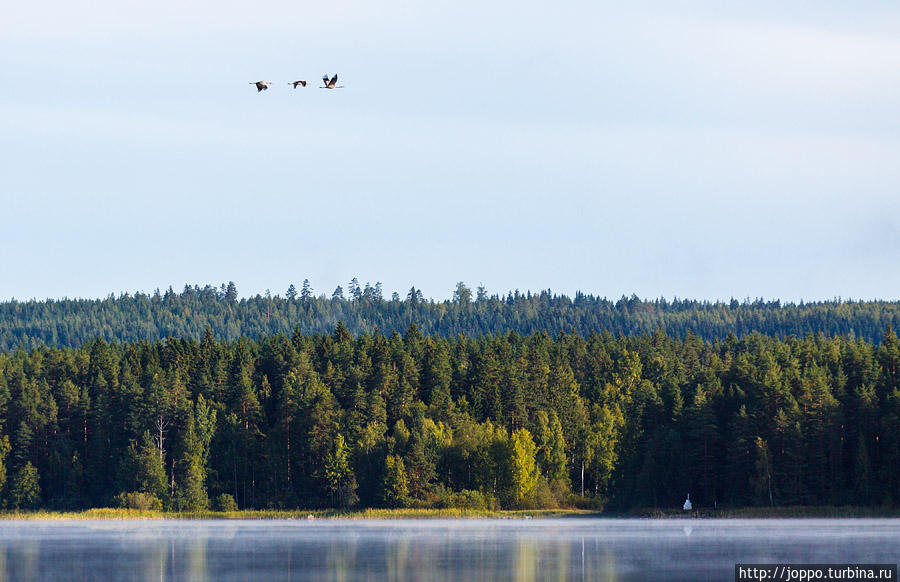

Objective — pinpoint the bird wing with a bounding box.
[330,74,338,86]
[323,74,330,85]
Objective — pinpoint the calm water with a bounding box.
[0,518,898,581]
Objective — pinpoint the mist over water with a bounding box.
[0,518,898,581]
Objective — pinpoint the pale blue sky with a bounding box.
[2,1,899,301]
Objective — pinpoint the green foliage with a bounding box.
[174,408,212,512]
[116,491,163,511]
[0,326,898,512]
[433,486,495,510]
[324,434,358,508]
[381,455,409,508]
[10,462,41,509]
[528,476,559,510]
[213,493,239,512]
[534,411,567,484]
[586,404,623,497]
[174,460,208,512]
[751,437,773,506]
[0,435,9,497]
[507,429,539,508]
[4,283,900,351]
[853,435,871,503]
[119,432,168,505]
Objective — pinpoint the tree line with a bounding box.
[2,280,900,351]
[0,324,898,512]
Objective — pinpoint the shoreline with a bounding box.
[622,506,900,519]
[1,506,899,521]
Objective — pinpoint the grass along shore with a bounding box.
[1,506,900,520]
[0,508,594,520]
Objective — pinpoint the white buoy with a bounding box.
[683,494,692,511]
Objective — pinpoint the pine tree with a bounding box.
[453,282,472,304]
[724,406,754,505]
[853,434,871,504]
[348,278,362,302]
[224,282,238,304]
[751,437,774,506]
[301,279,313,303]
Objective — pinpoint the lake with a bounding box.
[0,518,898,580]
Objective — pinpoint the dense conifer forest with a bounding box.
[2,281,900,351]
[0,323,898,512]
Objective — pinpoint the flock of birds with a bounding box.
[250,74,344,92]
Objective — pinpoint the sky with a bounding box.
[2,0,899,302]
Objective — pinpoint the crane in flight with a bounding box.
[289,80,307,88]
[321,74,344,89]
[250,81,271,92]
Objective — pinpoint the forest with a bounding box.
[0,323,898,512]
[2,280,900,351]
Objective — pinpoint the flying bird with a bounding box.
[250,81,271,92]
[289,80,307,88]
[321,74,344,89]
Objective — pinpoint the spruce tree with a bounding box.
[324,433,358,507]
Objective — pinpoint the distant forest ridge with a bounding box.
[2,280,899,350]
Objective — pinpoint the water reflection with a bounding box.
[0,518,897,581]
